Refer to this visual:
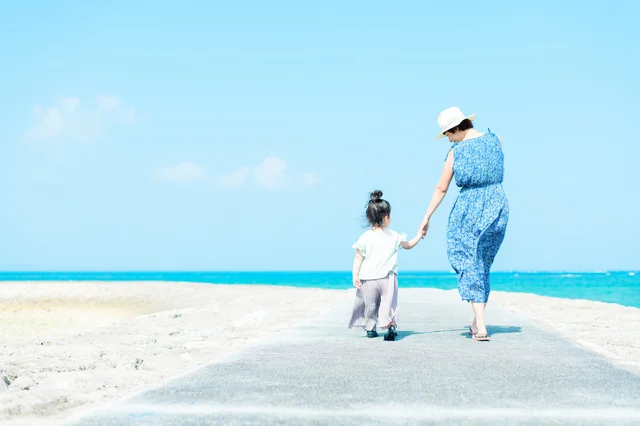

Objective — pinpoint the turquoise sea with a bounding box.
[1,271,638,308]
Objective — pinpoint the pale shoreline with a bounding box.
[1,281,639,425]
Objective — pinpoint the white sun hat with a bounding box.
[435,107,476,140]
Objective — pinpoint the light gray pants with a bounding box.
[348,273,398,331]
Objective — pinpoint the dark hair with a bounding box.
[365,190,391,228]
[443,118,474,135]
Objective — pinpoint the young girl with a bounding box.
[348,190,422,341]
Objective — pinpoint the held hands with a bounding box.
[353,277,362,290]
[418,219,430,239]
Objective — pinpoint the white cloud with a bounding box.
[254,156,288,190]
[219,166,250,188]
[24,95,136,141]
[156,156,317,190]
[155,161,207,182]
[218,156,317,190]
[302,172,318,186]
[96,94,122,110]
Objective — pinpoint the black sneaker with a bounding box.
[384,325,397,341]
[366,330,378,338]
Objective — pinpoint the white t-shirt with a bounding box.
[352,228,408,280]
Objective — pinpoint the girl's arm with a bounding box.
[352,249,364,289]
[419,150,454,236]
[401,232,422,250]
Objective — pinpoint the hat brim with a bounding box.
[435,113,477,140]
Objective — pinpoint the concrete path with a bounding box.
[69,289,640,425]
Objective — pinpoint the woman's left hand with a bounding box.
[419,219,430,238]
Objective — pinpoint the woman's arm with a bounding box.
[419,150,455,236]
[352,249,364,289]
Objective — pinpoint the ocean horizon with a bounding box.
[1,271,638,309]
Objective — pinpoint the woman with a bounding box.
[419,107,509,341]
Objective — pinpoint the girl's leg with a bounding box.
[347,289,366,330]
[379,274,399,341]
[378,274,398,329]
[361,280,381,332]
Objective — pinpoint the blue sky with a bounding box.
[1,1,638,271]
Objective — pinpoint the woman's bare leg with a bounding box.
[472,302,487,336]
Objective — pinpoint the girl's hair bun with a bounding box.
[365,190,390,227]
[369,190,383,202]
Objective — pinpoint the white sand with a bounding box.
[492,291,640,374]
[1,283,638,425]
[0,281,349,425]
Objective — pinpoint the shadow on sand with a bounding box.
[358,325,522,341]
[394,330,429,341]
[395,328,475,341]
[460,325,522,339]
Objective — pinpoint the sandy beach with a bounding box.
[1,282,639,425]
[492,291,640,374]
[0,281,349,425]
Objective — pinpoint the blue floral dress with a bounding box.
[446,130,509,303]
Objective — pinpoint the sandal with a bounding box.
[384,325,397,341]
[472,333,490,341]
